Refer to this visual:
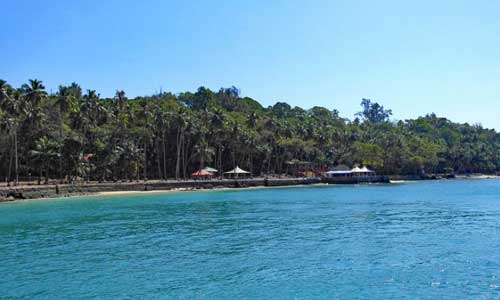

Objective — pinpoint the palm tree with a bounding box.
[55,85,80,182]
[21,79,47,173]
[0,116,17,185]
[0,83,22,185]
[56,86,72,117]
[21,79,47,107]
[82,90,106,126]
[30,136,58,184]
[152,105,170,179]
[116,90,126,111]
[174,109,188,180]
[208,107,227,178]
[136,100,152,181]
[0,80,12,102]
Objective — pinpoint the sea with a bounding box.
[1,179,500,299]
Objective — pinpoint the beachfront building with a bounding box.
[224,166,251,179]
[324,166,376,178]
[202,167,218,176]
[191,170,215,180]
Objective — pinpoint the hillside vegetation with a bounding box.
[1,79,499,184]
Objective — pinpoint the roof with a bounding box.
[192,170,214,176]
[326,170,353,174]
[224,166,251,174]
[203,167,218,173]
[360,166,374,172]
[325,166,375,174]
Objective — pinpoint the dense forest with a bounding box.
[1,79,499,184]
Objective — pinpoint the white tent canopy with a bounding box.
[224,166,251,174]
[359,166,374,173]
[351,166,363,172]
[203,167,218,173]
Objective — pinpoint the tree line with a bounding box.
[1,79,499,185]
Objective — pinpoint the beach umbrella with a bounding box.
[203,167,218,173]
[224,166,251,174]
[191,170,214,177]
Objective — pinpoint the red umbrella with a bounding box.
[191,170,214,176]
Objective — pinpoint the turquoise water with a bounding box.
[1,180,500,299]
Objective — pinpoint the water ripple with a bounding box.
[1,179,500,299]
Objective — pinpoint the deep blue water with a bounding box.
[1,180,500,299]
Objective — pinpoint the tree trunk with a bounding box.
[7,138,13,185]
[136,161,139,181]
[87,161,90,183]
[266,153,271,175]
[143,141,147,181]
[175,129,182,180]
[182,137,190,179]
[44,162,49,185]
[14,130,18,186]
[59,117,64,183]
[124,140,128,181]
[156,139,162,180]
[249,155,253,177]
[218,145,223,180]
[38,165,42,185]
[162,132,167,180]
[232,148,237,179]
[200,144,205,170]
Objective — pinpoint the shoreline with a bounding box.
[94,183,320,198]
[1,174,499,203]
[2,182,332,204]
[455,174,500,180]
[0,177,322,203]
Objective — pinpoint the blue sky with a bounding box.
[1,0,500,129]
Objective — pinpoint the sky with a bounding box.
[1,0,500,129]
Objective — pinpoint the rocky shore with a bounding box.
[1,174,498,203]
[0,178,321,202]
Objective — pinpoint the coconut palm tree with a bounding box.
[0,80,12,102]
[135,100,153,181]
[21,79,47,171]
[152,105,170,179]
[0,116,17,185]
[21,79,47,107]
[0,84,22,185]
[116,90,126,111]
[174,109,189,180]
[55,85,81,181]
[30,136,58,184]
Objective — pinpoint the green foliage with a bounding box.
[0,78,499,183]
[356,98,392,123]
